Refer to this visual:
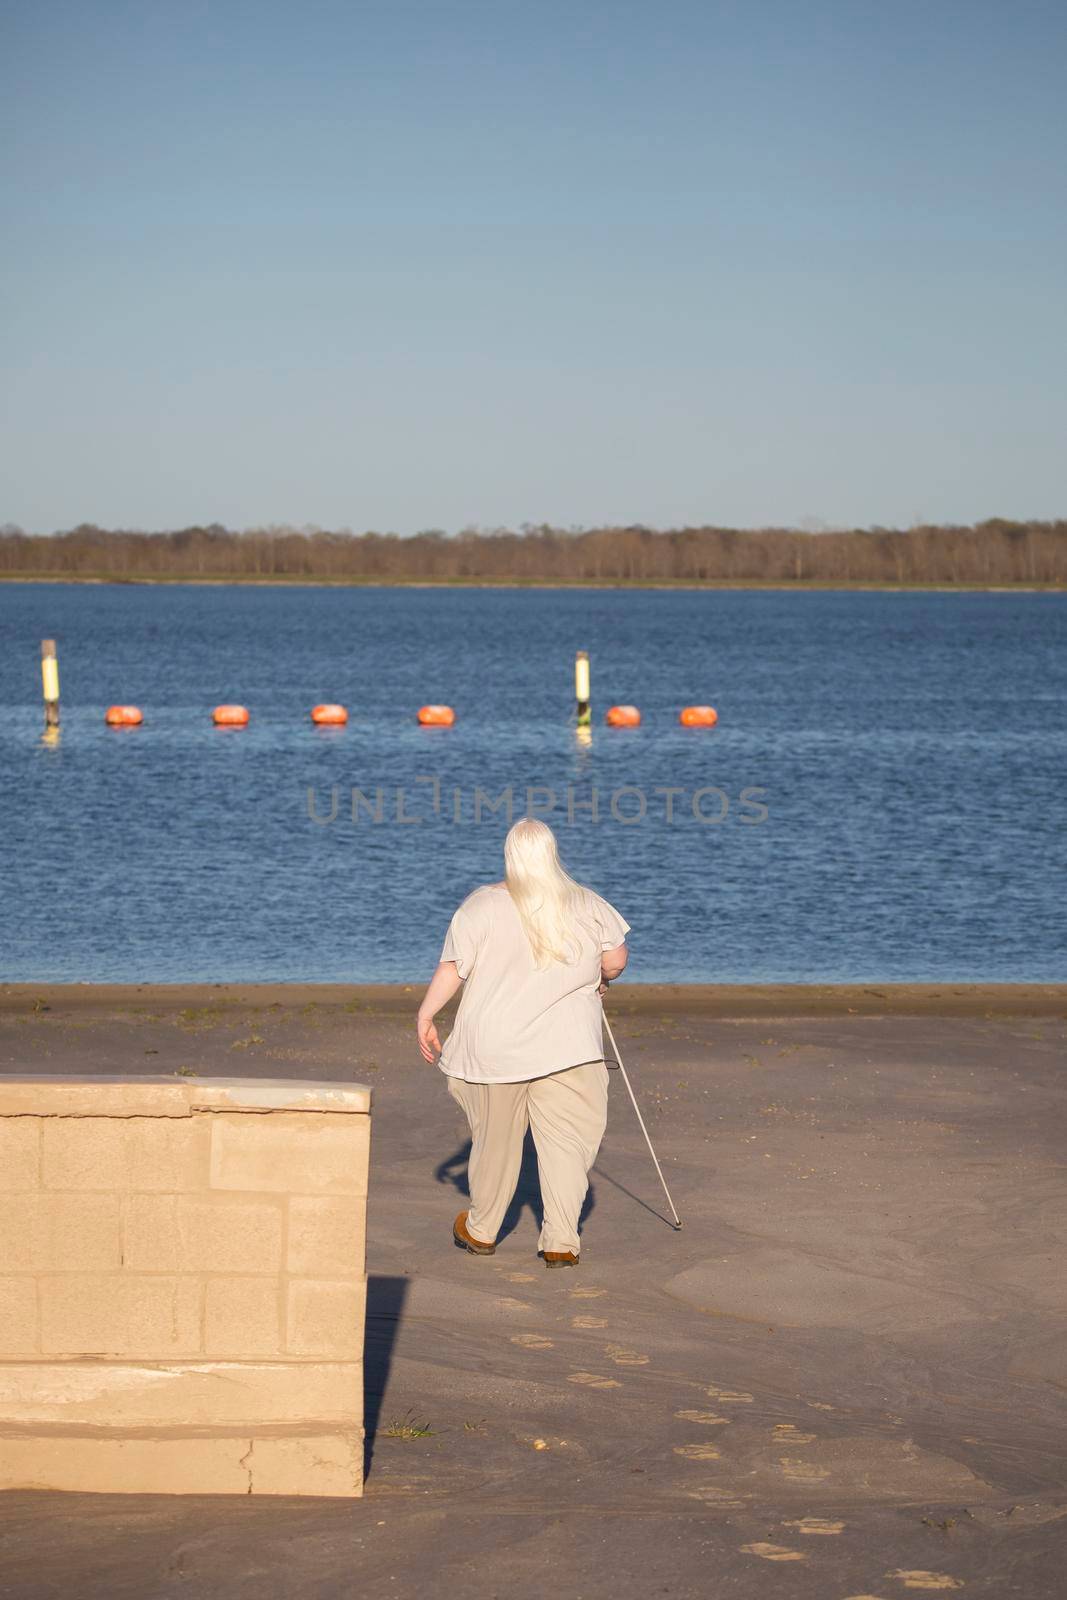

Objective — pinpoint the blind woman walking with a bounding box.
[417,819,630,1268]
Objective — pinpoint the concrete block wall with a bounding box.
[0,1075,371,1496]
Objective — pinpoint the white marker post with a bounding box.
[575,649,590,727]
[41,639,59,729]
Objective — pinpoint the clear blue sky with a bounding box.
[2,0,1064,534]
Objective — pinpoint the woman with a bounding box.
[417,818,630,1268]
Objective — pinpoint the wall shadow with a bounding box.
[363,1274,409,1478]
[434,1134,595,1244]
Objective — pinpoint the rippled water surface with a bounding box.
[1,583,1064,983]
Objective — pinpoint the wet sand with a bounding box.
[3,980,1065,1016]
[2,984,1066,1598]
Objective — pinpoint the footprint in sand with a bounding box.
[886,1575,964,1592]
[569,1287,607,1299]
[684,1486,748,1508]
[506,1273,537,1283]
[495,1297,532,1311]
[605,1344,649,1366]
[572,1315,609,1329]
[510,1332,554,1350]
[673,1442,722,1461]
[568,1371,621,1389]
[778,1457,831,1483]
[674,1409,731,1425]
[783,1518,845,1535]
[740,1543,806,1562]
[805,1400,835,1410]
[704,1385,753,1402]
[773,1424,817,1444]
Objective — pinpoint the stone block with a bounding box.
[204,1278,283,1357]
[189,1079,371,1115]
[0,1118,40,1189]
[243,1430,363,1495]
[41,1116,208,1192]
[0,1193,120,1272]
[122,1194,284,1274]
[286,1196,366,1276]
[0,1362,361,1426]
[39,1274,202,1357]
[286,1278,366,1358]
[0,1428,363,1496]
[121,1193,181,1271]
[210,1112,369,1195]
[0,1078,191,1118]
[0,1279,37,1353]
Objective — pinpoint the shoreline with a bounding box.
[0,575,1064,593]
[4,981,1065,1016]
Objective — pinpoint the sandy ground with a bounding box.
[1,983,1066,1600]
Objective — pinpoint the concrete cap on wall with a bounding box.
[0,1075,372,1118]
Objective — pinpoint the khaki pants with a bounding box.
[447,1061,609,1255]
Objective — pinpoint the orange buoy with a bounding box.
[213,704,249,726]
[105,705,143,727]
[418,705,455,726]
[679,705,718,728]
[311,703,348,726]
[605,705,641,727]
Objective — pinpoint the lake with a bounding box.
[0,583,1064,984]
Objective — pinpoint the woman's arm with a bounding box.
[600,942,628,990]
[416,960,463,1062]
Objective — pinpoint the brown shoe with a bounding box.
[542,1250,579,1269]
[453,1211,496,1256]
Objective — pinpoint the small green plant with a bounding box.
[463,1419,487,1434]
[177,1005,227,1029]
[173,1066,198,1077]
[383,1411,434,1440]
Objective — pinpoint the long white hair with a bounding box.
[504,818,589,968]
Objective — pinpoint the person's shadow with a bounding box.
[434,1132,596,1244]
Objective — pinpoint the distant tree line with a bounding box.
[0,519,1063,586]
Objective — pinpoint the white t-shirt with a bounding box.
[437,881,631,1084]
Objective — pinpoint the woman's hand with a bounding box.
[415,960,462,1063]
[417,1011,442,1063]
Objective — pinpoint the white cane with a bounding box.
[602,1007,683,1230]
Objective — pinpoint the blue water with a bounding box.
[0,583,1064,983]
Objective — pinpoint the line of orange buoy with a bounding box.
[604,705,719,727]
[98,705,442,725]
[62,638,723,732]
[99,703,459,726]
[97,702,717,728]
